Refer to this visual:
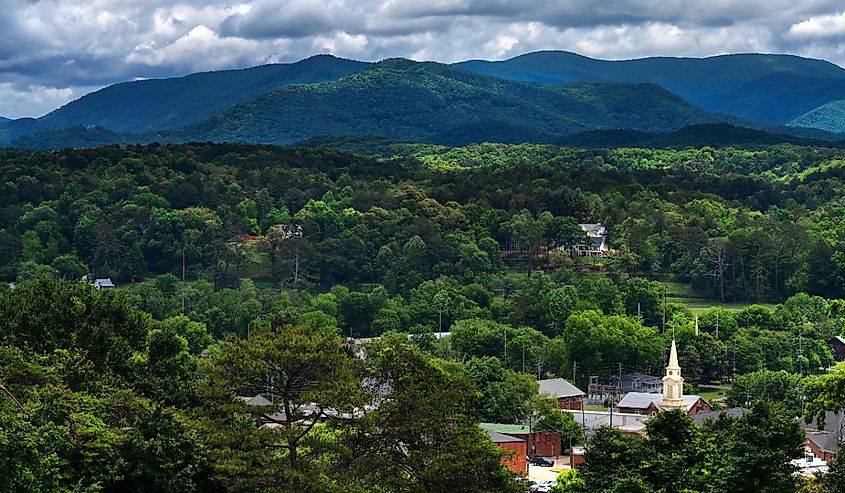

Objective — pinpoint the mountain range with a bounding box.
[4,51,845,149]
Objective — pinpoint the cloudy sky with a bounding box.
[3,0,845,118]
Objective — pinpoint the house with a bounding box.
[268,223,303,239]
[829,336,845,362]
[805,431,839,461]
[610,373,663,394]
[574,223,609,257]
[486,429,527,474]
[93,278,115,290]
[800,411,843,461]
[539,378,585,410]
[480,423,561,457]
[237,394,273,407]
[226,235,263,247]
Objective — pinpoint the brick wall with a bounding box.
[495,441,528,474]
[510,431,561,457]
[804,437,835,461]
[558,396,582,410]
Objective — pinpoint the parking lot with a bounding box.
[528,463,561,482]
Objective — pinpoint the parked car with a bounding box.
[533,480,557,492]
[529,455,554,467]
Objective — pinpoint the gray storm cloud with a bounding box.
[2,0,845,118]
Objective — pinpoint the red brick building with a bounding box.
[486,429,527,474]
[482,423,562,457]
[539,378,585,410]
[804,432,838,461]
[570,446,586,469]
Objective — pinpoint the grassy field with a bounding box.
[835,361,845,372]
[697,385,731,405]
[663,281,776,313]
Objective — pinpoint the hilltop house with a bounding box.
[572,223,609,257]
[828,336,845,362]
[92,278,115,290]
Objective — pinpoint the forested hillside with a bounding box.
[457,51,845,126]
[7,51,845,148]
[790,99,845,133]
[4,142,845,491]
[38,55,369,133]
[4,142,845,300]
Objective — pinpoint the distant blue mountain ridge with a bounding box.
[3,51,845,149]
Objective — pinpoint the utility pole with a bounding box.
[182,244,186,282]
[609,394,615,428]
[503,328,508,366]
[662,284,667,333]
[715,313,720,340]
[797,327,804,375]
[581,397,586,451]
[637,302,641,319]
[732,346,737,377]
[522,345,526,374]
[573,361,577,384]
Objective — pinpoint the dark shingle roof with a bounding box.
[802,411,844,434]
[693,407,748,425]
[486,429,525,443]
[806,431,841,454]
[538,378,584,398]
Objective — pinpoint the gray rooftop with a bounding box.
[539,378,585,398]
[806,431,841,454]
[486,429,525,443]
[239,394,273,407]
[617,392,705,412]
[693,407,748,425]
[802,411,844,434]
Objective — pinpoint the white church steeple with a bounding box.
[660,338,685,411]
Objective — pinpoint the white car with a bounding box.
[532,480,557,493]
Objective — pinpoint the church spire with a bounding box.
[661,337,685,411]
[668,338,680,369]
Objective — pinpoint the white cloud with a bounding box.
[0,83,84,119]
[125,24,278,72]
[789,12,845,38]
[3,0,845,117]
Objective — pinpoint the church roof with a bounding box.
[617,392,704,412]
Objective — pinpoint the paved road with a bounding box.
[528,462,567,482]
